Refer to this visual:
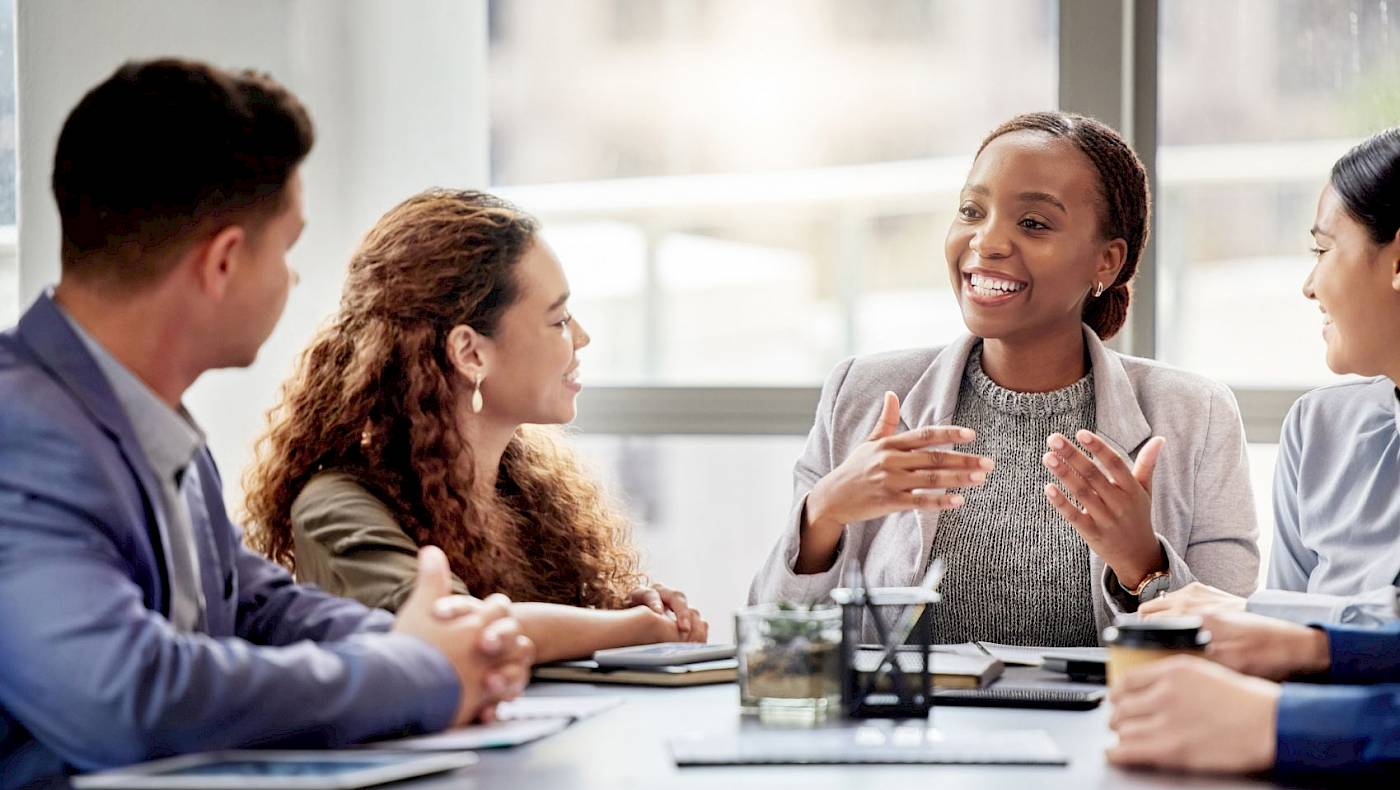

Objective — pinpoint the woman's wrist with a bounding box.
[625,605,679,644]
[1115,542,1169,591]
[802,483,845,542]
[795,486,845,574]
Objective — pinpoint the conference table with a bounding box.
[403,668,1316,790]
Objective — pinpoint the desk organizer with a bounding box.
[830,562,939,719]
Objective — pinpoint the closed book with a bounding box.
[533,658,737,687]
[852,648,1003,690]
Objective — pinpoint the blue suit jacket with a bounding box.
[0,295,458,787]
[1275,620,1400,776]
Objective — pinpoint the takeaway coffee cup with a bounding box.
[1102,617,1211,687]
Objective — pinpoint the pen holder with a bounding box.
[830,585,939,719]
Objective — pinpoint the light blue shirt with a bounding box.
[1250,377,1400,626]
[57,305,207,631]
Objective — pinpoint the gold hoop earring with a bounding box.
[471,373,484,414]
[1092,282,1106,298]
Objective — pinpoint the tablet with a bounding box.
[592,642,736,668]
[71,750,478,790]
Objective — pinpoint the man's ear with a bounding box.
[445,324,492,382]
[1097,238,1128,288]
[193,225,246,301]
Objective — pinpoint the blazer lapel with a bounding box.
[895,332,981,583]
[1083,326,1152,459]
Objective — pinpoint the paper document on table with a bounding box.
[931,642,1107,667]
[498,695,624,721]
[365,717,570,751]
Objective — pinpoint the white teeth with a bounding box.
[969,273,1026,294]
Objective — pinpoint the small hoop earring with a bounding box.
[1092,282,1106,298]
[471,373,485,414]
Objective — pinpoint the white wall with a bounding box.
[16,0,489,511]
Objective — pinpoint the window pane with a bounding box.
[0,0,16,327]
[572,434,808,642]
[1157,0,1400,387]
[489,0,1058,384]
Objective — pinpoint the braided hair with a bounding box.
[976,112,1151,340]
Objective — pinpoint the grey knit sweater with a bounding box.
[928,346,1099,647]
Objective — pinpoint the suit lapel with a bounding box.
[16,293,177,616]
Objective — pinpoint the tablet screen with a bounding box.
[159,757,404,777]
[72,750,479,789]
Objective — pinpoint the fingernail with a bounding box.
[1048,435,1065,449]
[481,632,500,651]
[949,494,965,507]
[1046,486,1059,499]
[979,458,995,471]
[1044,453,1060,467]
[959,429,974,440]
[1078,430,1095,443]
[970,471,986,482]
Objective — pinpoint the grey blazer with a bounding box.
[749,327,1261,639]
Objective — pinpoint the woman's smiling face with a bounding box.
[945,130,1126,343]
[1304,184,1400,378]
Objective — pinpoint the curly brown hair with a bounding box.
[243,189,642,608]
[977,111,1151,340]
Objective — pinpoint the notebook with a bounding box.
[533,658,738,687]
[853,648,1003,689]
[670,726,1066,766]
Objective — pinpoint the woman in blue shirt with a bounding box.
[1109,126,1400,776]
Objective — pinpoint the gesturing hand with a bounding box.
[811,391,992,524]
[797,392,993,573]
[1042,431,1167,590]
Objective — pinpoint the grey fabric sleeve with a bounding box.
[748,358,856,606]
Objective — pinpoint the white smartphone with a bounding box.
[592,642,736,668]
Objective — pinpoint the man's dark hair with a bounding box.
[52,58,314,286]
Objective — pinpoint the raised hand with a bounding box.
[1042,431,1167,590]
[394,547,534,726]
[796,391,993,573]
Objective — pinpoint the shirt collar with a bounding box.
[55,305,204,481]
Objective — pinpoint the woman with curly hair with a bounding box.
[244,189,708,662]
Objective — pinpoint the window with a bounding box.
[1156,0,1400,388]
[489,0,1058,384]
[0,0,17,327]
[485,2,1388,634]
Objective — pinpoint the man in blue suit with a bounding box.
[0,59,534,787]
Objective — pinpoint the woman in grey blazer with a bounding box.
[750,112,1260,645]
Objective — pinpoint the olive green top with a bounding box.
[290,471,469,612]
